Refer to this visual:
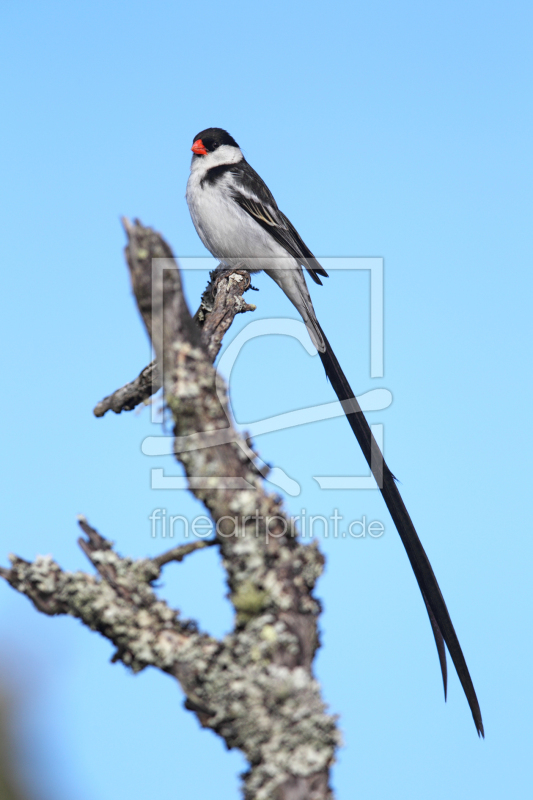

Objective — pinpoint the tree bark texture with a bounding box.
[1,220,340,800]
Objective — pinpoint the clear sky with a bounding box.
[0,1,532,798]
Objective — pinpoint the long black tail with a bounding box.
[317,322,484,737]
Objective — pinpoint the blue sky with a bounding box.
[0,1,532,798]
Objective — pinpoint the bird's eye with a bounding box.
[212,141,219,149]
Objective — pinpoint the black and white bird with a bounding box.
[186,127,484,737]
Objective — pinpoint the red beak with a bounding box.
[191,139,208,156]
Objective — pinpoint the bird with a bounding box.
[186,126,484,737]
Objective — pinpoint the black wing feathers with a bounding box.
[229,160,329,285]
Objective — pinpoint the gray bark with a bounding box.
[1,219,340,800]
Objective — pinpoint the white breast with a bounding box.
[186,159,289,273]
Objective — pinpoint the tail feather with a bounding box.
[317,322,484,737]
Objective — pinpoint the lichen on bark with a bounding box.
[1,220,340,800]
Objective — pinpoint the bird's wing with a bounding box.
[230,160,329,285]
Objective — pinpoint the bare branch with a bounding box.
[93,231,256,417]
[2,515,338,799]
[3,219,339,800]
[152,539,218,569]
[196,268,256,361]
[122,218,338,798]
[93,361,160,417]
[1,520,216,690]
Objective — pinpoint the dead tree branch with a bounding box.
[1,220,339,800]
[93,234,256,417]
[93,360,161,417]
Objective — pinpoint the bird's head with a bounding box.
[191,128,242,167]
